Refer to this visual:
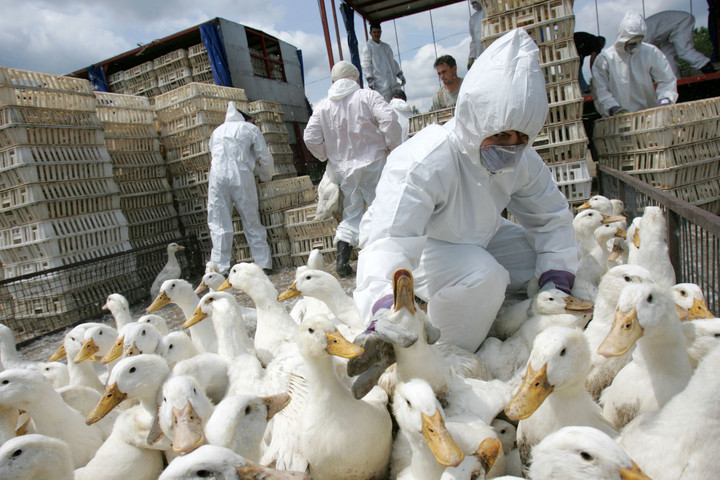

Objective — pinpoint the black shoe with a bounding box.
[701,62,716,74]
[336,241,354,278]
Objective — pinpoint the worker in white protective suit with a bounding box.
[361,23,406,102]
[645,10,716,77]
[592,11,678,117]
[468,0,486,70]
[354,29,579,353]
[207,102,274,275]
[389,89,413,142]
[304,61,402,278]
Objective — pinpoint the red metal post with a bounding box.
[330,0,344,61]
[317,0,335,69]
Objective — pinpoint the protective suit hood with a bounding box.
[328,78,360,101]
[224,101,245,123]
[454,29,548,161]
[615,11,646,48]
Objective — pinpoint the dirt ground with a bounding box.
[17,257,358,362]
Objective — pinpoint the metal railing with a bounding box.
[0,236,204,345]
[599,165,720,313]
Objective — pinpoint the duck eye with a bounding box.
[1,380,7,385]
[129,367,136,373]
[70,337,75,341]
[406,399,411,407]
[193,388,197,395]
[580,451,593,461]
[11,449,22,457]
[308,328,315,334]
[305,275,311,280]
[99,331,103,335]
[141,330,146,336]
[168,344,174,349]
[681,290,688,297]
[245,405,252,415]
[559,348,566,356]
[500,429,506,434]
[714,333,720,338]
[624,276,631,282]
[647,294,653,303]
[196,470,213,478]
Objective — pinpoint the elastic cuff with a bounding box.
[539,270,575,295]
[372,294,394,315]
[364,320,376,334]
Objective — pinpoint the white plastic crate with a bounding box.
[104,136,161,153]
[153,83,248,109]
[482,16,575,49]
[0,106,102,128]
[119,191,174,212]
[626,157,720,190]
[125,61,155,80]
[1,178,119,210]
[598,138,720,171]
[108,151,165,167]
[157,67,193,87]
[166,151,212,176]
[0,161,114,190]
[481,0,572,18]
[113,164,166,183]
[0,145,112,169]
[155,95,249,123]
[160,124,215,149]
[95,91,152,110]
[160,110,225,136]
[408,107,454,136]
[0,124,105,149]
[534,138,588,165]
[534,121,587,147]
[153,49,189,72]
[172,169,211,189]
[549,160,592,203]
[0,67,96,111]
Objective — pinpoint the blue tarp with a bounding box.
[297,49,305,85]
[340,2,363,88]
[86,65,108,92]
[199,21,233,87]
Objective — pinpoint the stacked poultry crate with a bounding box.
[593,97,720,214]
[258,176,317,268]
[107,60,159,98]
[154,49,194,94]
[248,100,297,179]
[481,0,591,205]
[283,202,340,266]
[0,68,134,334]
[154,82,249,258]
[94,92,181,255]
[188,43,215,84]
[408,107,454,137]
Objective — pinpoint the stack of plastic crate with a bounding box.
[248,100,296,179]
[0,68,134,332]
[257,176,316,268]
[154,83,250,257]
[94,92,181,252]
[154,49,194,94]
[481,0,592,205]
[283,202,340,266]
[408,107,454,137]
[111,60,159,98]
[188,43,215,84]
[594,97,720,214]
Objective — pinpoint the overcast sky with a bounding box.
[0,0,708,112]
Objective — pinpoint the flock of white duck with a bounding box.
[0,196,719,480]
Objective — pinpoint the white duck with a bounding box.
[478,289,593,382]
[50,323,105,392]
[279,267,363,331]
[0,323,58,372]
[584,264,655,400]
[81,354,170,480]
[102,293,134,331]
[505,326,617,468]
[293,314,392,480]
[185,291,264,397]
[148,278,217,353]
[150,242,185,299]
[632,206,675,288]
[618,343,720,480]
[527,426,651,480]
[315,168,342,222]
[572,209,626,260]
[157,331,199,368]
[0,368,103,468]
[392,378,503,480]
[0,434,74,480]
[671,282,715,320]
[220,262,296,366]
[491,419,522,478]
[598,282,692,429]
[574,223,627,299]
[158,444,310,480]
[137,313,170,335]
[577,195,615,215]
[681,317,720,368]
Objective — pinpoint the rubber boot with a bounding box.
[336,241,354,278]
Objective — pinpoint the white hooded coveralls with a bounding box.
[207,102,274,272]
[304,78,402,246]
[354,29,578,353]
[645,10,711,78]
[361,39,403,101]
[468,2,486,64]
[389,97,413,142]
[592,11,678,117]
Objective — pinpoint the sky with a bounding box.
[0,0,710,113]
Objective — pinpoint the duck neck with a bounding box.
[305,354,352,402]
[404,431,446,480]
[213,304,254,360]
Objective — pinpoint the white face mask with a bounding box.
[479,144,526,173]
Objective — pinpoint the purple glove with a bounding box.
[539,270,575,295]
